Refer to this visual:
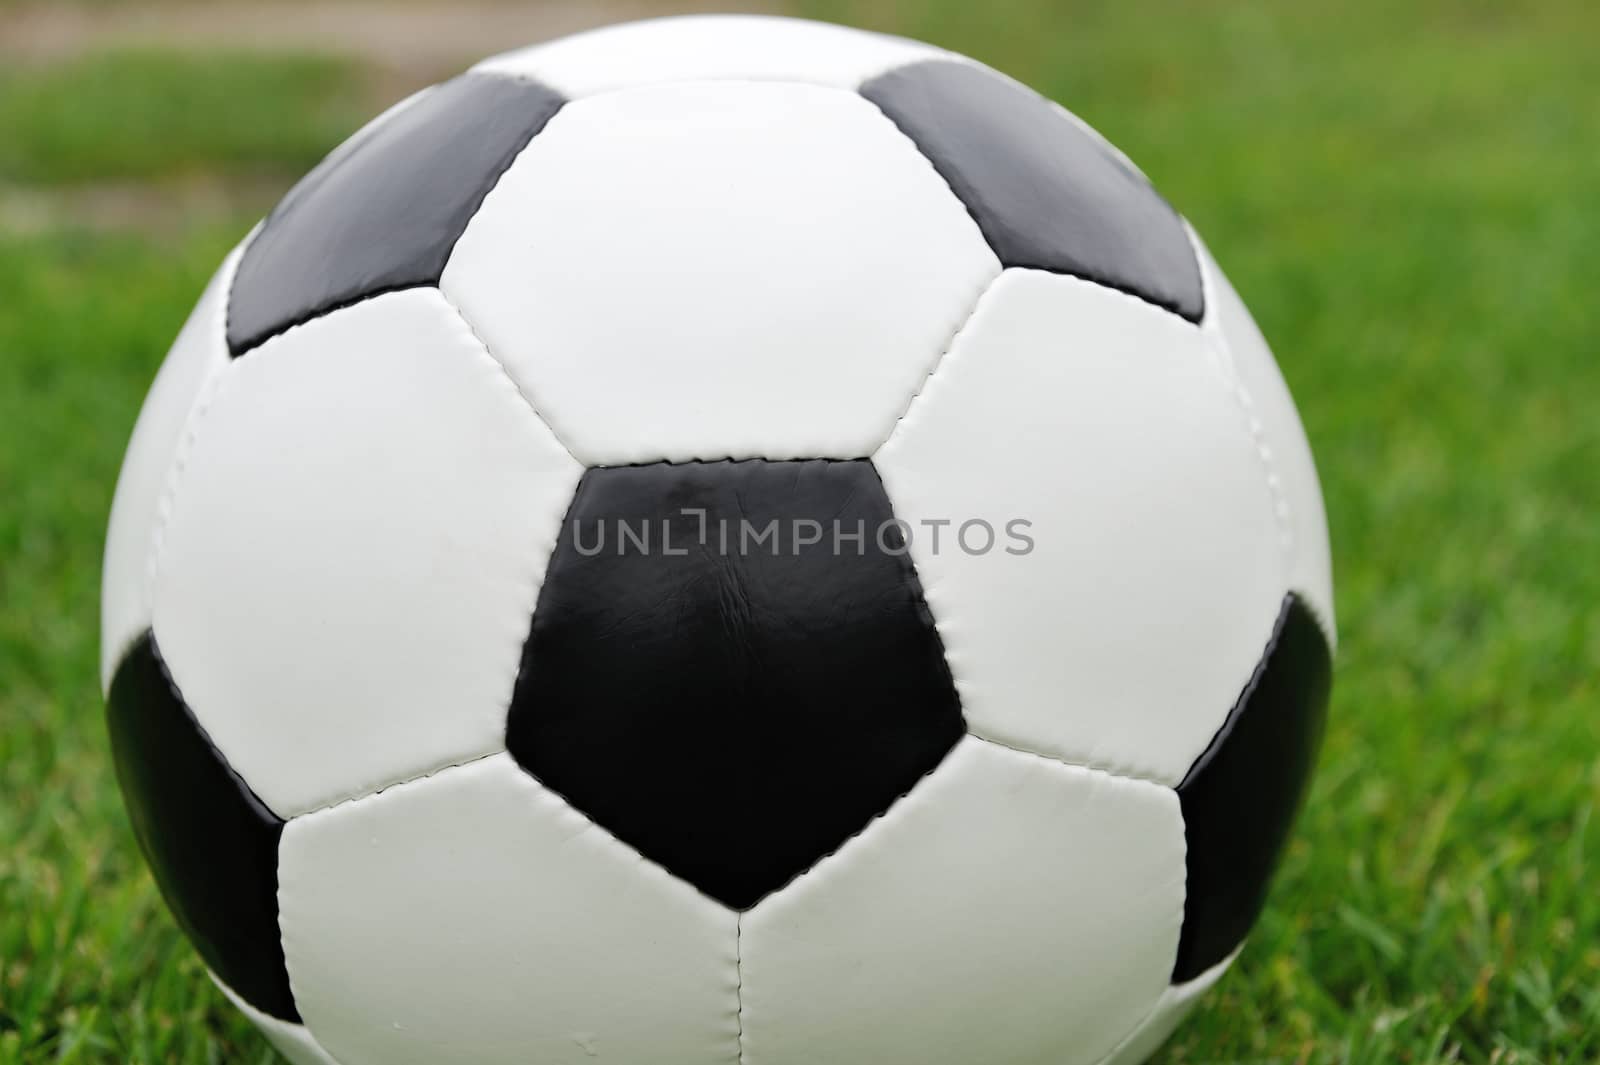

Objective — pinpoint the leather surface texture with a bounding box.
[278,753,741,1065]
[227,74,564,354]
[739,736,1186,1065]
[1174,594,1332,980]
[862,60,1203,321]
[1194,230,1336,640]
[874,269,1288,788]
[151,289,582,818]
[105,633,296,1020]
[93,15,1340,1063]
[440,78,1000,465]
[508,459,964,910]
[100,243,240,690]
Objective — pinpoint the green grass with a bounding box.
[0,228,279,1063]
[0,50,365,184]
[3,3,1598,1062]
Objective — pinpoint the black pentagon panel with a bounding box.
[861,60,1203,321]
[1173,594,1332,982]
[226,73,565,354]
[507,459,965,910]
[105,633,298,1021]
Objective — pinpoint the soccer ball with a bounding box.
[101,16,1334,1065]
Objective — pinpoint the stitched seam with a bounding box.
[872,267,997,454]
[143,634,300,1022]
[858,87,1003,453]
[1179,592,1293,791]
[143,632,283,827]
[231,281,435,357]
[582,455,869,469]
[477,77,1004,460]
[143,358,238,623]
[435,287,582,465]
[289,747,506,820]
[142,248,251,615]
[1188,225,1293,559]
[862,77,1204,326]
[160,255,407,594]
[735,914,746,1065]
[507,462,965,918]
[220,223,262,355]
[1210,325,1293,553]
[503,469,590,751]
[431,287,584,778]
[964,731,1180,792]
[233,83,561,356]
[687,460,973,906]
[151,286,571,825]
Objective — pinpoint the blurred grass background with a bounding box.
[1,0,1596,1062]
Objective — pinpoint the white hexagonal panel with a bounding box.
[739,736,1185,1065]
[101,242,241,690]
[473,14,953,96]
[151,288,582,818]
[1193,230,1336,642]
[874,269,1288,787]
[441,79,999,466]
[279,753,740,1065]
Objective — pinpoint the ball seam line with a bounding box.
[735,913,746,1065]
[1186,221,1296,569]
[869,267,1000,456]
[278,746,506,823]
[434,286,583,464]
[964,730,1181,793]
[140,244,248,646]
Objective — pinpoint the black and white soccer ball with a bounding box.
[101,16,1335,1065]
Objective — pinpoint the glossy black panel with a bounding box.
[861,60,1203,321]
[227,73,564,353]
[508,460,964,910]
[105,633,297,1020]
[1173,595,1332,981]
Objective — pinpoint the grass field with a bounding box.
[1,1,1596,1062]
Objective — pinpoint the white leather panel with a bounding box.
[279,753,740,1065]
[1097,950,1237,1065]
[442,79,999,466]
[473,15,951,96]
[100,244,241,691]
[874,269,1288,787]
[151,289,582,817]
[213,975,341,1065]
[1194,232,1336,642]
[739,736,1185,1065]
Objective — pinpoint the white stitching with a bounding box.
[143,360,237,626]
[856,83,1004,454]
[965,731,1178,791]
[1187,226,1337,649]
[1187,223,1293,558]
[872,269,998,454]
[287,747,506,821]
[141,244,254,627]
[434,286,582,465]
[735,913,746,1065]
